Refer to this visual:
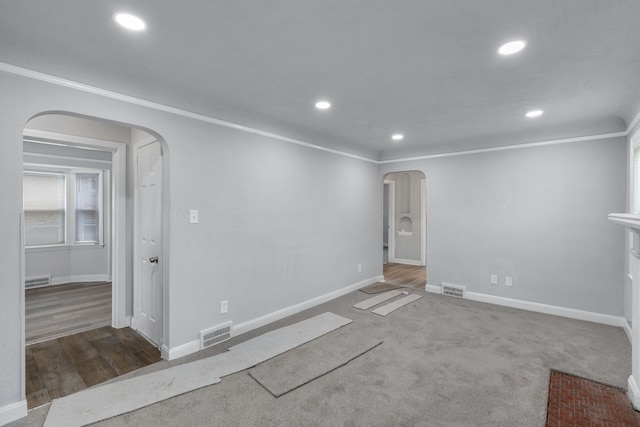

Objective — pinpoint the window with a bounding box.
[75,173,100,242]
[23,172,66,245]
[24,169,104,247]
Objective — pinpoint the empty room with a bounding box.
[1,1,640,426]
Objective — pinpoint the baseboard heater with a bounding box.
[200,321,233,350]
[25,275,52,289]
[442,283,465,298]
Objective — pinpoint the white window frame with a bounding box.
[24,165,105,248]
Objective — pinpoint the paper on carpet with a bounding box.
[248,328,382,397]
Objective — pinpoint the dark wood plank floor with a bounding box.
[26,282,112,345]
[383,262,426,289]
[26,326,161,409]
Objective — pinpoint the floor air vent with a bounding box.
[25,275,52,289]
[442,283,465,298]
[200,322,232,350]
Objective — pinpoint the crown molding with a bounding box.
[1,61,637,166]
[0,62,378,164]
[379,131,628,164]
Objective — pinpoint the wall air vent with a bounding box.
[25,275,52,289]
[200,322,233,350]
[442,283,465,298]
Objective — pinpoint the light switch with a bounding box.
[189,209,199,224]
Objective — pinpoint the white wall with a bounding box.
[0,69,380,423]
[381,137,627,316]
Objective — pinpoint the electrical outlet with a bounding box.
[490,274,498,285]
[221,300,228,314]
[505,276,513,287]
[357,263,362,273]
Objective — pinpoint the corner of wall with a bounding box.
[0,400,27,426]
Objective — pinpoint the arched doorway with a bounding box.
[22,113,167,408]
[382,170,426,289]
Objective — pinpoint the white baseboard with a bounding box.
[623,319,633,342]
[0,400,27,426]
[161,340,200,361]
[388,258,424,266]
[629,375,640,410]
[52,274,110,286]
[425,284,441,294]
[427,283,627,329]
[232,275,383,337]
[161,275,383,361]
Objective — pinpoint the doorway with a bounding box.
[22,113,167,406]
[382,171,426,289]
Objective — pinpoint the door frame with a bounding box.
[383,172,426,267]
[132,135,164,346]
[22,128,129,328]
[384,179,396,262]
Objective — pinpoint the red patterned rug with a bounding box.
[546,370,640,427]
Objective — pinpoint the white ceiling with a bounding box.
[2,1,639,160]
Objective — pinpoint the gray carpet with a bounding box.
[248,328,382,397]
[43,312,351,427]
[10,288,631,427]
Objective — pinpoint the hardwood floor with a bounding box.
[26,282,112,345]
[26,326,161,409]
[383,262,426,289]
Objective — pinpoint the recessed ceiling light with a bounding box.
[525,110,544,118]
[113,13,147,31]
[315,100,331,110]
[391,133,404,141]
[498,40,526,55]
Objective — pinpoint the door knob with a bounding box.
[149,256,159,263]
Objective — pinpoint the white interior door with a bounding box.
[134,140,162,345]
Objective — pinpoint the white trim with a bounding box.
[232,275,383,337]
[389,258,423,266]
[627,110,640,135]
[420,178,426,266]
[0,400,27,425]
[158,275,383,361]
[384,180,396,265]
[2,63,377,164]
[623,319,633,343]
[111,145,127,328]
[380,131,628,164]
[161,341,200,361]
[5,62,637,166]
[425,284,441,294]
[465,291,626,327]
[629,375,640,410]
[19,212,26,417]
[427,283,628,328]
[51,274,110,286]
[23,152,112,166]
[609,213,640,231]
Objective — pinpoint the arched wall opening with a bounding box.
[382,170,426,289]
[21,111,170,405]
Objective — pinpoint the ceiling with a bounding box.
[2,1,639,161]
